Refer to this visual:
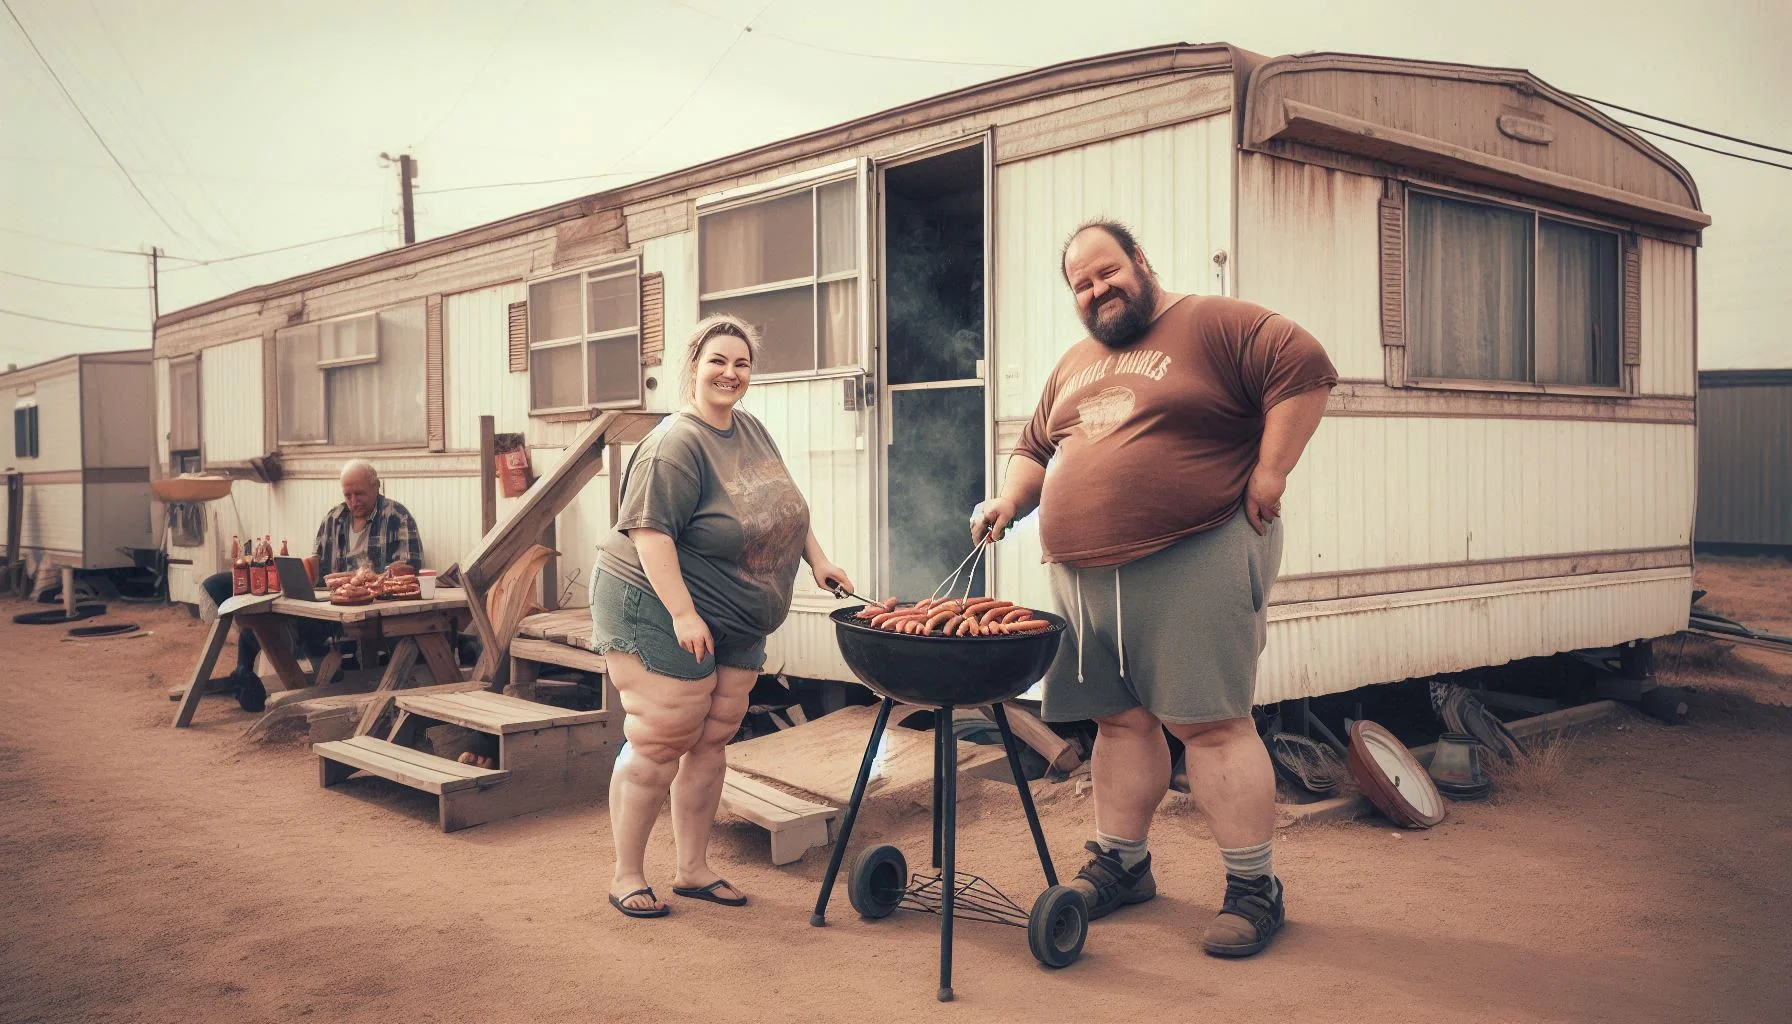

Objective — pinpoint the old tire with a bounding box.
[847,844,907,920]
[1028,885,1088,968]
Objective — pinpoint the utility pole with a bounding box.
[380,152,419,245]
[398,154,417,245]
[148,247,160,340]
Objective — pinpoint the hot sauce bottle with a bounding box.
[231,535,250,597]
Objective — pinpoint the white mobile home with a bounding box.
[1,350,156,572]
[152,44,1702,702]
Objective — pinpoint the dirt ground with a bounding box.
[2,557,1790,1024]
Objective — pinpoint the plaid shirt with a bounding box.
[313,494,425,575]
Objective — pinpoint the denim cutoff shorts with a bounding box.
[588,569,766,680]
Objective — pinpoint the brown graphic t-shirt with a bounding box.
[598,410,811,640]
[1014,295,1337,568]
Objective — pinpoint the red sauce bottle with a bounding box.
[231,535,250,596]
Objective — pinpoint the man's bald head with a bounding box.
[340,459,380,521]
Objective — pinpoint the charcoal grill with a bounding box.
[810,605,1088,1002]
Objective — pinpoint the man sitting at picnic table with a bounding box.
[201,459,425,711]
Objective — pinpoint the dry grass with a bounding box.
[1485,733,1574,801]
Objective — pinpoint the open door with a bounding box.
[875,138,991,601]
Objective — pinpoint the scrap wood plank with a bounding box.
[724,704,1005,806]
[988,702,1082,773]
[719,768,838,866]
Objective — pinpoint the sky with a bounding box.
[2,0,1787,371]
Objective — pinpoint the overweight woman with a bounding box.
[591,314,853,918]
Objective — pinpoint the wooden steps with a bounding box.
[314,691,620,832]
[394,690,604,734]
[317,735,510,794]
[720,769,838,866]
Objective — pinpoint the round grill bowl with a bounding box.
[830,606,1067,709]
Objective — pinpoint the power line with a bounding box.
[416,170,641,197]
[659,0,1029,69]
[0,307,145,333]
[0,224,146,256]
[600,2,771,181]
[0,0,188,243]
[161,227,389,270]
[1618,122,1792,172]
[416,0,535,147]
[0,267,146,290]
[1575,93,1792,157]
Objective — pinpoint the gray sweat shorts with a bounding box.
[1039,508,1283,726]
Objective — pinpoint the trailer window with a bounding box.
[526,258,642,413]
[12,403,37,459]
[275,301,428,446]
[1407,191,1620,389]
[698,177,860,375]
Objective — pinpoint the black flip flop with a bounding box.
[672,879,748,907]
[609,887,669,919]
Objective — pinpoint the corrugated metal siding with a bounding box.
[1640,238,1696,397]
[201,337,264,463]
[20,482,82,555]
[1255,570,1691,702]
[1696,382,1792,546]
[1281,418,1696,575]
[993,115,1233,421]
[1235,154,1384,379]
[445,283,530,451]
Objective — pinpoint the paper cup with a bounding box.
[418,574,437,599]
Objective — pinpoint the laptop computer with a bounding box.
[274,555,327,601]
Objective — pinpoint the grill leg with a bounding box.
[991,703,1058,887]
[810,697,895,927]
[938,703,956,1003]
[931,709,945,869]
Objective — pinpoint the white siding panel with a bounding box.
[153,358,171,466]
[1236,154,1384,379]
[444,283,530,451]
[201,337,263,463]
[20,482,82,555]
[1255,570,1691,702]
[1280,418,1694,575]
[993,115,1233,421]
[25,371,83,472]
[1640,238,1696,397]
[642,232,695,416]
[0,385,15,463]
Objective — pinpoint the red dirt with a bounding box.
[3,577,1790,1024]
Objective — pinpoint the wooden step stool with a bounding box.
[720,768,838,866]
[315,690,618,831]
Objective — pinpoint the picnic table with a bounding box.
[172,587,472,728]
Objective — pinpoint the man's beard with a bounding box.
[1082,274,1159,348]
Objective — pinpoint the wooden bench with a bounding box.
[315,690,619,831]
[509,609,621,709]
[720,768,839,866]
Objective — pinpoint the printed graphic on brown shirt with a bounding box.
[723,459,810,580]
[1076,386,1137,443]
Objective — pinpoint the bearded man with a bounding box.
[973,220,1336,957]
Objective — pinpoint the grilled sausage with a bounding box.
[1005,619,1051,633]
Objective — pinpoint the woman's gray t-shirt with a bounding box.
[597,410,811,641]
